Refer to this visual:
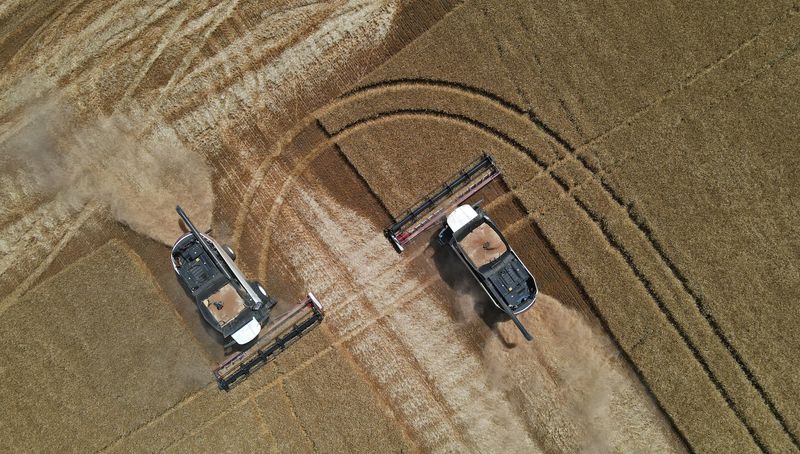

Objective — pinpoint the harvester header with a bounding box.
[385,153,500,252]
[214,293,324,390]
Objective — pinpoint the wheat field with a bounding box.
[1,0,797,452]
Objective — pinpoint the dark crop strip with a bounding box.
[330,108,549,170]
[573,196,767,453]
[315,119,396,221]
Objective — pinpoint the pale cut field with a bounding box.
[0,0,460,452]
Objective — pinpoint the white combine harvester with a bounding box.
[171,206,324,390]
[385,154,537,340]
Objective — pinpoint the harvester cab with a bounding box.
[172,206,324,390]
[384,154,537,341]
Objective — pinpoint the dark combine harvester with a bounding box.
[385,154,537,340]
[172,206,324,390]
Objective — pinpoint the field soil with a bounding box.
[2,0,798,453]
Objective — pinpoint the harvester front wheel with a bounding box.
[251,281,277,311]
[250,281,267,301]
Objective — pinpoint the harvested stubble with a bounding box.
[2,1,466,452]
[165,400,271,453]
[105,326,336,453]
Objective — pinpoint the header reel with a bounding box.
[384,154,500,252]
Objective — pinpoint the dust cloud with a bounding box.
[1,99,214,245]
[483,293,679,453]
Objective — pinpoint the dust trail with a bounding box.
[285,185,540,452]
[290,180,675,452]
[484,294,682,453]
[0,99,214,247]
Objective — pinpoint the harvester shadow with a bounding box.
[429,236,516,349]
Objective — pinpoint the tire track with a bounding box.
[345,319,471,452]
[163,0,400,141]
[153,0,241,106]
[522,209,694,452]
[117,8,189,104]
[163,1,337,120]
[100,244,437,453]
[157,273,442,453]
[274,192,363,307]
[286,184,538,452]
[282,187,479,451]
[237,139,474,448]
[341,78,574,153]
[577,5,800,149]
[225,76,776,450]
[319,107,764,451]
[571,196,768,452]
[237,115,551,450]
[329,81,798,448]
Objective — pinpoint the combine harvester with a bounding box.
[385,154,537,341]
[171,206,324,390]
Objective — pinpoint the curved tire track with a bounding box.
[331,79,797,450]
[234,115,548,452]
[230,78,791,451]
